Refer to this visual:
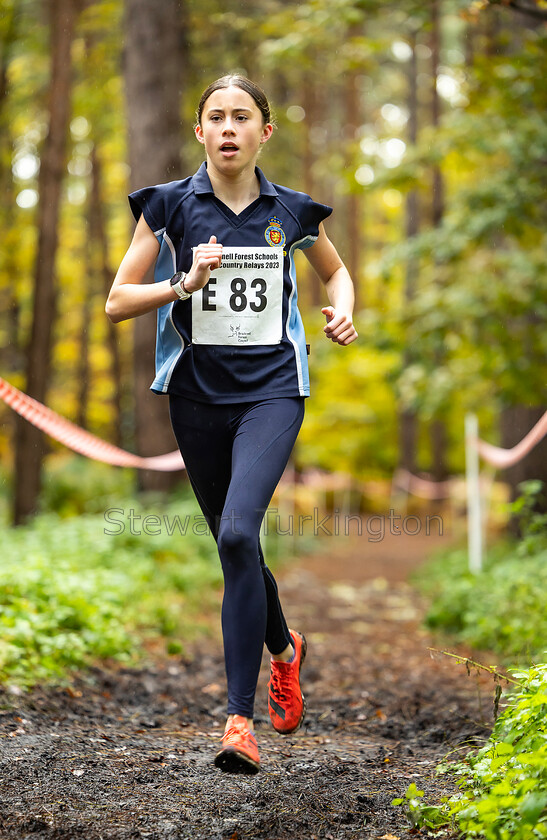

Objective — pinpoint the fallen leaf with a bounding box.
[379,834,399,840]
[65,687,83,698]
[201,682,222,695]
[72,769,85,777]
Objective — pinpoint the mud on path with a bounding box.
[0,526,498,840]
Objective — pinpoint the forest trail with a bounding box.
[0,521,498,840]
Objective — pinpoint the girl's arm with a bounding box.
[304,224,358,346]
[105,215,170,323]
[106,217,223,324]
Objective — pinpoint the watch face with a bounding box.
[170,271,183,286]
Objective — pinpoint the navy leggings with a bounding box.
[169,395,305,718]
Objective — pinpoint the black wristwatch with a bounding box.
[170,271,192,300]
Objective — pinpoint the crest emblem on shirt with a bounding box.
[264,216,286,248]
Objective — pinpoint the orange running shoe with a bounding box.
[268,629,307,734]
[214,715,260,774]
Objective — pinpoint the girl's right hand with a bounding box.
[185,235,223,292]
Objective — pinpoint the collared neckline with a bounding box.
[192,161,278,198]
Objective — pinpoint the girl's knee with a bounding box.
[217,522,257,567]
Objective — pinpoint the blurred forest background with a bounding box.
[0,0,546,524]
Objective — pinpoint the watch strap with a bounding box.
[170,271,191,300]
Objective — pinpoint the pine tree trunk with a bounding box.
[76,235,92,431]
[399,33,419,474]
[13,0,78,524]
[123,0,186,492]
[344,55,362,310]
[0,2,21,376]
[429,0,448,481]
[90,145,125,447]
[501,405,547,532]
[302,77,322,308]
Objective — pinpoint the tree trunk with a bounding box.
[485,3,502,56]
[343,53,362,310]
[123,0,185,492]
[0,1,21,376]
[430,418,448,482]
[89,145,126,447]
[429,0,449,481]
[399,33,419,473]
[430,0,444,231]
[501,405,547,532]
[302,77,322,308]
[13,0,78,524]
[0,3,21,450]
[76,235,92,431]
[0,1,18,111]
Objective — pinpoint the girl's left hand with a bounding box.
[321,306,358,346]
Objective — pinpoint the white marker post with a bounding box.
[465,413,483,574]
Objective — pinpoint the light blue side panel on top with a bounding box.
[287,235,316,397]
[150,232,184,394]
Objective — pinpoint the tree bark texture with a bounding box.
[302,77,322,308]
[429,0,448,481]
[399,33,419,473]
[13,0,78,524]
[123,0,185,492]
[501,405,547,532]
[343,60,362,310]
[89,145,126,447]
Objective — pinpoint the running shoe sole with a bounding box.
[290,630,307,733]
[214,746,260,775]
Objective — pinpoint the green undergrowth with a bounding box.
[0,495,224,686]
[395,482,547,838]
[0,459,320,688]
[393,661,547,839]
[414,482,547,664]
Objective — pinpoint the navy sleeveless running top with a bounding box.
[128,162,332,403]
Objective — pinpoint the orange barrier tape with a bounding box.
[474,410,547,469]
[391,468,456,500]
[393,410,547,498]
[0,376,185,471]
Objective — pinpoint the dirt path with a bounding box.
[0,525,497,840]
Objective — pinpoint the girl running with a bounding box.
[106,74,357,774]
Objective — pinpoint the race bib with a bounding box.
[191,247,283,346]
